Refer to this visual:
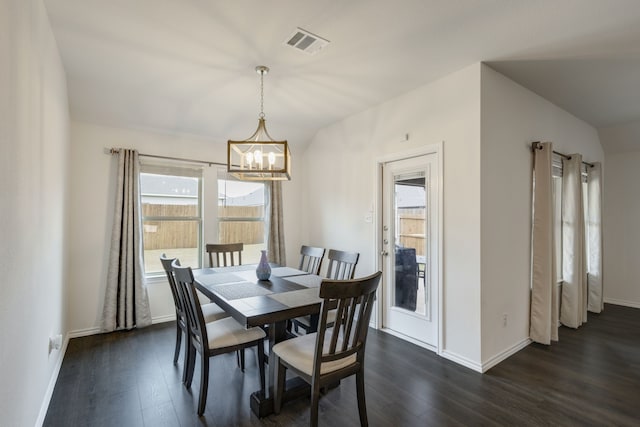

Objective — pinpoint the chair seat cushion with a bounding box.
[205,317,265,350]
[201,302,230,323]
[273,330,356,376]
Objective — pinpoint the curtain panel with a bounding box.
[560,155,588,328]
[102,149,152,332]
[530,142,559,344]
[587,162,604,313]
[266,181,286,265]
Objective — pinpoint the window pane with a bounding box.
[141,173,199,217]
[143,220,200,274]
[140,170,202,275]
[217,176,264,218]
[217,170,266,264]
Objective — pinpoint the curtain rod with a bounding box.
[531,142,595,168]
[107,148,227,167]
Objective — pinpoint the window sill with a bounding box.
[145,274,167,285]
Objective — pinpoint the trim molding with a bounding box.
[35,333,70,427]
[440,349,483,373]
[604,298,640,309]
[480,338,531,372]
[152,314,176,324]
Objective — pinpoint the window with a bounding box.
[140,165,202,275]
[552,156,590,283]
[217,170,266,264]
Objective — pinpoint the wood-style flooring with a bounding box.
[44,304,640,426]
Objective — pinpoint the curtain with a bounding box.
[560,155,587,328]
[102,149,152,332]
[587,162,604,313]
[266,181,286,265]
[530,142,559,344]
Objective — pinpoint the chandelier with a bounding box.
[227,66,291,181]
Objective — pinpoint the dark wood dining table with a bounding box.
[193,264,323,417]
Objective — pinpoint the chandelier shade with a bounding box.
[227,66,291,181]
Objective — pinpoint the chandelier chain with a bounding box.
[259,70,265,119]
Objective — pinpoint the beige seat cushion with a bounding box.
[273,330,356,376]
[201,302,230,323]
[205,317,265,350]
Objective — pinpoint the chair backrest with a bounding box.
[160,254,185,318]
[206,243,243,267]
[298,245,325,275]
[313,271,382,378]
[172,261,208,353]
[325,249,359,280]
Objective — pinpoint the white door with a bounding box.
[381,154,439,348]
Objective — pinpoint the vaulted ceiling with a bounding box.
[44,0,640,152]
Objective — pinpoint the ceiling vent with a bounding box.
[284,28,330,55]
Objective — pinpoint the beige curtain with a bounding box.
[266,181,286,265]
[560,155,588,328]
[530,142,559,344]
[587,162,604,313]
[102,149,152,332]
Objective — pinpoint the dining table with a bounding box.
[193,263,324,417]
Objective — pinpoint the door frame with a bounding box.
[374,143,444,354]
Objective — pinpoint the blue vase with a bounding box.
[256,250,271,280]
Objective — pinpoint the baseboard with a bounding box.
[440,349,483,373]
[604,298,640,309]
[68,326,101,339]
[152,314,176,324]
[480,338,531,373]
[35,332,70,427]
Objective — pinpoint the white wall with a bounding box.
[67,121,303,333]
[0,0,70,425]
[480,64,604,367]
[301,64,483,366]
[599,121,640,308]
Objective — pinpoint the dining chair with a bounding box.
[273,271,382,427]
[298,245,325,275]
[325,249,359,280]
[206,242,243,267]
[292,249,360,334]
[160,254,230,382]
[172,261,266,416]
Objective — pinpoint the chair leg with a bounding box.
[256,342,266,393]
[197,355,209,416]
[356,371,368,427]
[181,336,191,385]
[310,382,321,427]
[274,356,286,414]
[185,343,197,388]
[173,323,182,364]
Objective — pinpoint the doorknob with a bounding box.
[380,250,389,256]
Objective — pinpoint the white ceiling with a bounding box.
[44,0,640,152]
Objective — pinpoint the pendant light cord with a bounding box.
[259,69,265,119]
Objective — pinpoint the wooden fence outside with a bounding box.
[142,203,422,252]
[398,208,426,256]
[142,203,264,250]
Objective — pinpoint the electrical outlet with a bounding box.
[502,313,508,327]
[48,334,62,354]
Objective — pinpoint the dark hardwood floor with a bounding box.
[44,304,640,426]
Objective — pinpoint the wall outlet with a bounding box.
[502,313,508,327]
[49,334,62,354]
